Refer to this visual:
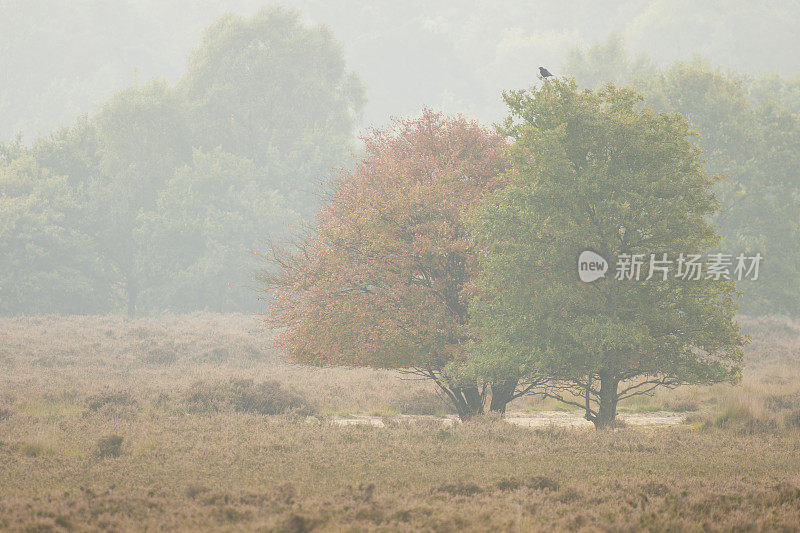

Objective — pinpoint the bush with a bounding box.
[86,391,136,412]
[784,409,800,429]
[143,347,177,365]
[765,393,799,411]
[527,475,560,491]
[17,442,47,457]
[436,481,482,497]
[184,379,314,416]
[185,483,210,499]
[662,397,700,412]
[95,435,124,458]
[709,401,779,434]
[390,389,454,416]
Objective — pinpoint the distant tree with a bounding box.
[261,110,511,419]
[141,148,299,312]
[2,7,363,316]
[636,59,800,315]
[17,81,192,317]
[0,154,103,314]
[565,33,654,89]
[468,80,744,428]
[86,79,192,316]
[179,6,364,217]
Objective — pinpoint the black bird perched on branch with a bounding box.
[539,66,554,78]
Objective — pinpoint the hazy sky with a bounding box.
[3,0,800,142]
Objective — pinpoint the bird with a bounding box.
[539,66,554,78]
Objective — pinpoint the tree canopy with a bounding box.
[262,110,510,418]
[468,80,744,427]
[567,41,800,316]
[0,7,361,316]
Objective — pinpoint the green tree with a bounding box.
[2,7,363,316]
[141,148,299,312]
[568,39,800,316]
[179,6,364,217]
[565,33,654,90]
[637,60,800,315]
[0,154,103,314]
[469,79,744,428]
[88,79,192,316]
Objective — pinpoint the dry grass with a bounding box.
[1,313,800,531]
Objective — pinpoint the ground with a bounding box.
[1,314,799,531]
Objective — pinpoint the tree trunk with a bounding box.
[593,373,619,429]
[450,385,485,420]
[489,378,519,414]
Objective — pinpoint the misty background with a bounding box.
[2,0,799,316]
[4,0,800,140]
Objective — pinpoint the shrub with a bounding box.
[390,390,454,416]
[496,477,522,491]
[436,482,482,497]
[143,347,177,365]
[526,475,560,491]
[784,409,800,429]
[95,435,124,458]
[86,391,136,412]
[185,483,210,499]
[281,513,315,533]
[662,397,700,412]
[184,379,314,416]
[765,393,799,411]
[17,442,47,457]
[711,401,779,434]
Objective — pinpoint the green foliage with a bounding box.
[567,37,800,316]
[140,148,300,312]
[635,59,800,315]
[179,7,363,180]
[468,80,744,427]
[0,7,360,315]
[565,33,654,90]
[0,154,104,314]
[95,434,124,458]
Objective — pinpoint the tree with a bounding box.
[88,79,192,316]
[636,59,800,316]
[468,79,744,428]
[140,148,300,312]
[565,33,654,90]
[0,153,104,314]
[261,110,510,419]
[178,6,364,218]
[1,7,363,316]
[568,41,800,317]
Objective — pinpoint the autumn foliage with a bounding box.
[262,110,508,414]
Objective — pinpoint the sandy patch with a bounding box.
[316,411,684,428]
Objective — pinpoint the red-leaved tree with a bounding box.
[261,110,509,418]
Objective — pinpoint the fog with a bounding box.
[2,3,800,530]
[4,1,800,140]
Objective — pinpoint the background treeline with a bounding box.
[2,6,800,316]
[568,35,800,316]
[1,8,362,315]
[4,1,800,141]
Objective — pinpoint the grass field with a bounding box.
[2,314,800,531]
